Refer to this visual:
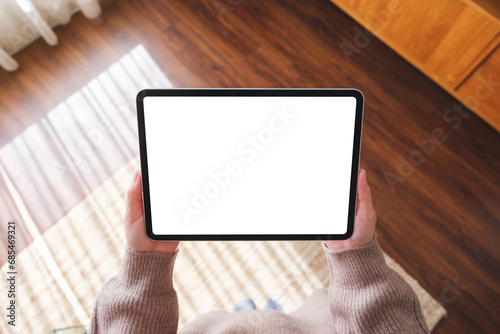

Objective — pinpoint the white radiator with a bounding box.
[0,0,102,71]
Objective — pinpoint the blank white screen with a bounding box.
[143,96,357,235]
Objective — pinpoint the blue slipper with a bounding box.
[263,298,284,312]
[233,298,256,312]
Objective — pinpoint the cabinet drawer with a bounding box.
[457,45,500,132]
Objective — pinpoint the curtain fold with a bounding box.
[0,0,102,71]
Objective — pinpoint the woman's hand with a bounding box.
[125,170,179,253]
[324,169,377,250]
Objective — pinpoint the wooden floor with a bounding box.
[0,0,499,332]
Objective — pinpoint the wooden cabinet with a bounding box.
[331,0,500,132]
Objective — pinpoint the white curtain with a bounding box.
[0,0,102,71]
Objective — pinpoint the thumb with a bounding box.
[125,170,144,225]
[355,169,376,227]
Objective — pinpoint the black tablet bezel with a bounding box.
[136,89,364,241]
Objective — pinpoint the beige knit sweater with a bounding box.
[89,237,430,333]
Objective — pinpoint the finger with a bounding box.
[355,169,362,216]
[355,169,376,224]
[357,169,369,202]
[125,170,143,225]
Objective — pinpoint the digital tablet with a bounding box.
[136,89,364,241]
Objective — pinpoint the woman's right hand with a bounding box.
[324,169,377,251]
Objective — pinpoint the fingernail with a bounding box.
[129,171,138,188]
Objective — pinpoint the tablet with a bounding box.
[137,89,364,241]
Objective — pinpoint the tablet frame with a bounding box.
[136,89,364,241]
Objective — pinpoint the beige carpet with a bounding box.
[0,157,446,333]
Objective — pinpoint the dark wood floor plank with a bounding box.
[166,0,262,64]
[155,20,252,88]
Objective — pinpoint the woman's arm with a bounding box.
[323,236,429,333]
[88,249,179,334]
[89,171,180,333]
[324,169,429,333]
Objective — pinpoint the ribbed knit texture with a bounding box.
[324,237,430,333]
[89,237,430,333]
[89,248,179,334]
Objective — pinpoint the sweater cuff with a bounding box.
[322,235,390,287]
[117,248,178,296]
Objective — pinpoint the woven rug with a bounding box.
[0,156,446,333]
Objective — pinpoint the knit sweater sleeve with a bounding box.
[323,236,430,334]
[88,248,179,334]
